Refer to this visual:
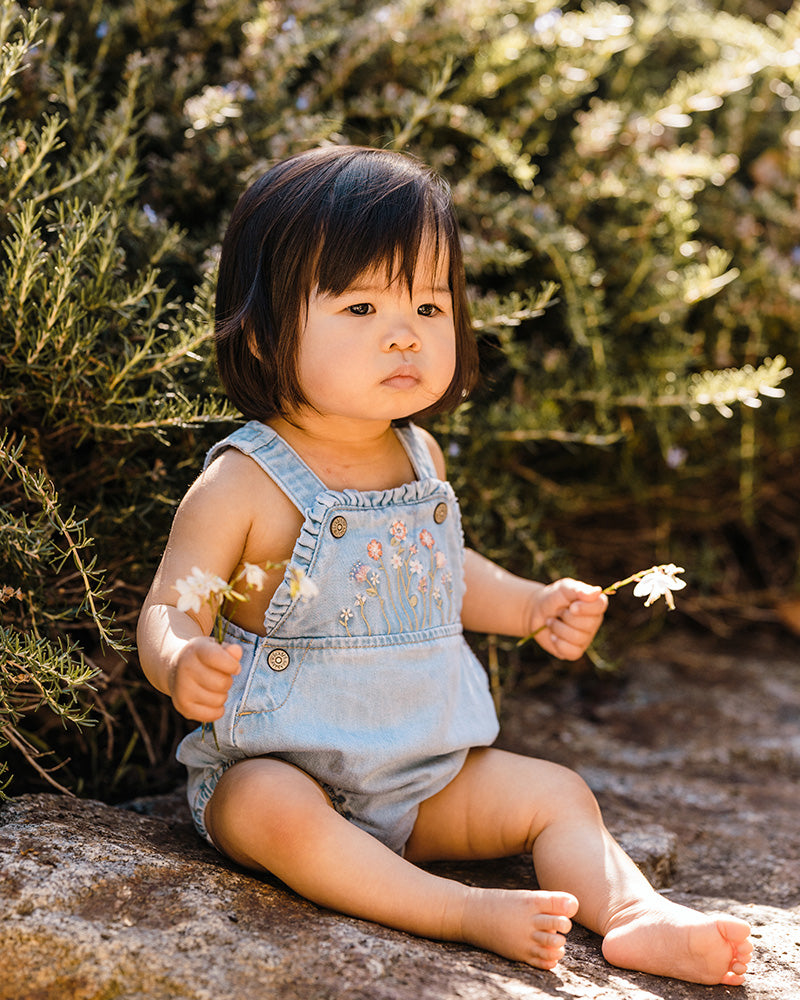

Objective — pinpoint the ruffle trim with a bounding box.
[264,477,458,635]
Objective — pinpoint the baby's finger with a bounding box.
[560,579,603,600]
[544,615,599,659]
[202,641,243,674]
[559,598,608,628]
[547,617,589,647]
[200,667,237,696]
[569,589,608,611]
[557,602,603,631]
[542,630,586,661]
[181,699,226,723]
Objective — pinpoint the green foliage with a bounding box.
[0,1,233,795]
[0,432,102,791]
[2,0,799,796]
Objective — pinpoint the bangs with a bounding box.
[313,157,455,296]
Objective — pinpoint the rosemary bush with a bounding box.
[2,0,798,796]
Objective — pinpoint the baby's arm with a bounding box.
[461,549,607,660]
[137,454,255,721]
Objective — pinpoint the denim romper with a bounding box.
[177,420,499,853]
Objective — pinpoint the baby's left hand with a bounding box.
[530,579,608,660]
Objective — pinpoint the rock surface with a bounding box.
[1,628,799,999]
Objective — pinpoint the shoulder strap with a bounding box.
[394,422,439,480]
[204,421,326,514]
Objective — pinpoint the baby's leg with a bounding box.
[203,756,577,970]
[406,747,752,985]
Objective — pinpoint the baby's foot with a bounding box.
[601,897,753,985]
[459,887,579,969]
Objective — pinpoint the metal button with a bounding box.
[330,515,348,538]
[267,648,290,672]
[433,502,448,524]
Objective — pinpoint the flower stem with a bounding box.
[600,568,655,596]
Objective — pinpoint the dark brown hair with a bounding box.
[214,145,478,422]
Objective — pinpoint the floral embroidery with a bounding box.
[354,593,369,632]
[340,514,454,636]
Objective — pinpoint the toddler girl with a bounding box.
[138,145,752,984]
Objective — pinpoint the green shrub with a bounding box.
[2,0,798,796]
[0,2,233,795]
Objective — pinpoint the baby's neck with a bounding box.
[268,416,415,492]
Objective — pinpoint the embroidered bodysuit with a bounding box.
[177,420,499,853]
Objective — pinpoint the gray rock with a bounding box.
[1,629,798,998]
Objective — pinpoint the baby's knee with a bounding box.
[207,757,329,856]
[516,761,603,848]
[549,763,602,818]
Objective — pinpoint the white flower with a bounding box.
[242,562,269,590]
[632,564,687,610]
[288,565,319,603]
[174,567,229,613]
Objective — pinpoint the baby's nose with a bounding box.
[384,321,421,352]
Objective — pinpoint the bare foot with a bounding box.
[601,896,753,985]
[459,887,579,969]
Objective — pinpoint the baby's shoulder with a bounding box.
[203,444,271,485]
[195,445,302,551]
[199,445,293,506]
[175,447,285,522]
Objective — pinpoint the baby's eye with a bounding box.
[347,302,374,316]
[417,303,442,317]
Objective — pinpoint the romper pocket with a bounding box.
[230,640,307,747]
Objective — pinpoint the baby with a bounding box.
[138,145,752,984]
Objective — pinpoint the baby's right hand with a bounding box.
[168,637,243,723]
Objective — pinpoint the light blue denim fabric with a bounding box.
[177,421,499,853]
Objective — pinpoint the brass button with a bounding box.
[330,515,348,538]
[433,502,448,524]
[267,648,290,672]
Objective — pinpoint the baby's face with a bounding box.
[295,242,456,428]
